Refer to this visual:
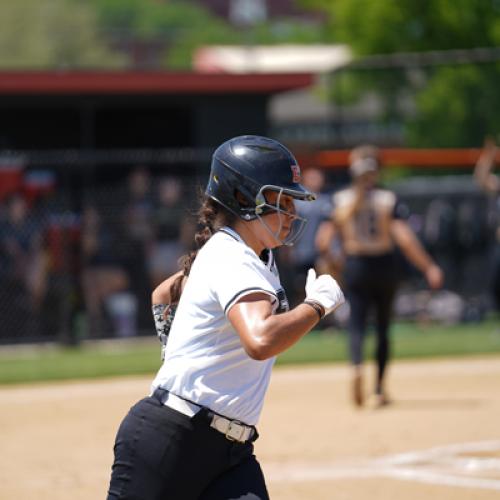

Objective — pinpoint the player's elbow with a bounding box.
[151,287,162,305]
[242,335,275,361]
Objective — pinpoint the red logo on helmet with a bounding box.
[290,164,301,183]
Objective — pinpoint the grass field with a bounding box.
[0,319,499,385]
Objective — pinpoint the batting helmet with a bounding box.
[205,135,316,245]
[206,135,315,219]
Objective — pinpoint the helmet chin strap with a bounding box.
[255,188,307,247]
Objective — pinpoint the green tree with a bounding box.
[300,0,500,53]
[88,0,242,69]
[408,63,500,147]
[89,0,327,69]
[0,0,125,69]
[299,0,500,146]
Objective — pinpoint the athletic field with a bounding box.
[1,355,499,499]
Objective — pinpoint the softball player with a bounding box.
[316,144,443,408]
[106,135,344,500]
[474,136,500,312]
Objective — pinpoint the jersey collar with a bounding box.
[219,226,243,243]
[219,226,274,268]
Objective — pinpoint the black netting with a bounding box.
[0,152,205,344]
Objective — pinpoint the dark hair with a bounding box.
[169,196,235,304]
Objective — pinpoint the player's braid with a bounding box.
[169,197,233,304]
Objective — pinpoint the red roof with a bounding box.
[0,71,314,95]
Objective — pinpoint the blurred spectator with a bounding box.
[81,204,135,337]
[316,144,443,408]
[0,192,47,337]
[286,168,332,307]
[114,166,155,333]
[474,136,500,313]
[149,177,194,288]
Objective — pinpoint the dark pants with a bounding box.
[107,393,269,500]
[344,253,399,392]
[491,242,500,312]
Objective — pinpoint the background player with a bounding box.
[107,135,344,500]
[474,136,500,313]
[316,144,443,408]
[285,167,333,307]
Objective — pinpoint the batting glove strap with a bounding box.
[303,300,325,320]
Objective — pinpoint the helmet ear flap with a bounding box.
[234,185,259,220]
[234,189,249,207]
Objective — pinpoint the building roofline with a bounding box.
[0,70,314,95]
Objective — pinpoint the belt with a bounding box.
[159,390,201,417]
[152,388,256,444]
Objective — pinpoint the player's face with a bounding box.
[259,191,298,247]
[356,170,378,190]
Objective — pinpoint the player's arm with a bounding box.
[390,219,443,289]
[228,270,344,360]
[315,219,344,277]
[151,270,185,359]
[474,137,500,193]
[315,218,336,254]
[151,270,184,306]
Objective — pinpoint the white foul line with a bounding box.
[266,440,500,491]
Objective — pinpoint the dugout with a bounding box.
[0,70,314,172]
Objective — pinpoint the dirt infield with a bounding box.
[1,356,499,499]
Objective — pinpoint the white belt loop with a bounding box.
[162,392,200,417]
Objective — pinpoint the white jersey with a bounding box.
[333,187,399,256]
[151,226,289,425]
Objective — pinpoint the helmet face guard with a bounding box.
[205,135,316,246]
[254,186,308,246]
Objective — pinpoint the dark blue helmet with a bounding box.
[206,135,315,221]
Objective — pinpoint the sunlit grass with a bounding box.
[0,320,498,385]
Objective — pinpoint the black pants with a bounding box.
[344,254,399,391]
[491,242,500,311]
[107,392,269,500]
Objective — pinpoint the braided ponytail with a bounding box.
[169,196,234,303]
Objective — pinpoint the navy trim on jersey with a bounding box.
[268,250,275,269]
[219,227,241,241]
[224,287,277,314]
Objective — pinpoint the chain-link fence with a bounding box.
[0,150,209,345]
[1,150,497,345]
[274,51,500,150]
[272,51,500,323]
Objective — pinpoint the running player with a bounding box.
[106,135,345,500]
[316,144,443,408]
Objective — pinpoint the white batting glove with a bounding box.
[305,268,345,316]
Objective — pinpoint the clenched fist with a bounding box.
[305,268,345,316]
